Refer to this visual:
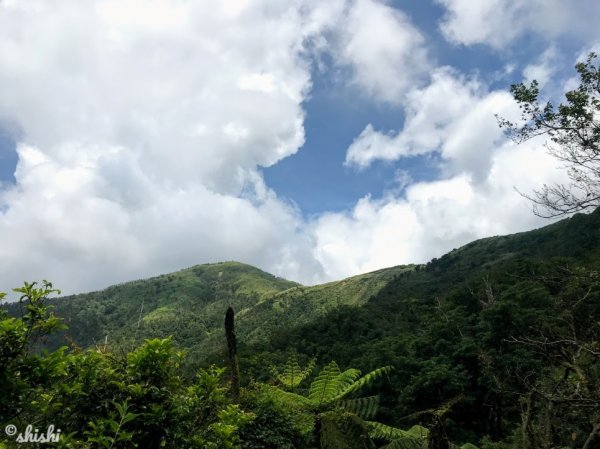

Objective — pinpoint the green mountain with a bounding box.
[254,210,600,442]
[11,209,600,446]
[41,259,412,364]
[45,210,599,357]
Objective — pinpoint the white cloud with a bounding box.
[0,0,339,293]
[0,0,583,297]
[523,46,559,86]
[436,0,600,49]
[329,62,575,280]
[316,138,568,279]
[334,0,431,103]
[345,68,519,182]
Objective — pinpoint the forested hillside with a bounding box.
[34,260,411,368]
[2,210,599,448]
[251,209,600,446]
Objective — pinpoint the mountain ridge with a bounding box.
[20,209,596,362]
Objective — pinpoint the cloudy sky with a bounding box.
[0,0,598,294]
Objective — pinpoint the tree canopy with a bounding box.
[498,52,600,217]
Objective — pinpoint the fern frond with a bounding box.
[272,355,315,389]
[402,395,464,421]
[381,439,426,449]
[309,361,343,406]
[433,395,463,418]
[406,425,429,439]
[338,395,379,419]
[367,421,427,449]
[333,368,362,394]
[320,411,375,449]
[334,365,393,400]
[260,384,314,410]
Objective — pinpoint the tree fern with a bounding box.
[308,361,343,406]
[334,365,392,400]
[271,355,315,390]
[406,425,428,438]
[367,422,427,449]
[380,439,426,449]
[269,360,393,449]
[338,396,379,419]
[261,384,314,410]
[320,411,375,449]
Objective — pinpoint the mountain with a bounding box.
[41,210,599,357]
[39,259,412,365]
[7,209,600,445]
[251,209,600,440]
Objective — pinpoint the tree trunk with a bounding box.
[428,417,450,449]
[582,422,600,449]
[521,393,534,449]
[224,306,240,403]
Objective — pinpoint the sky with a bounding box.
[0,0,598,294]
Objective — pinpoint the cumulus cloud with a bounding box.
[330,63,573,280]
[0,0,314,192]
[317,138,568,280]
[0,0,347,293]
[333,0,431,103]
[436,0,600,48]
[523,46,560,86]
[345,68,518,182]
[0,0,582,296]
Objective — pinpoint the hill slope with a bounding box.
[37,210,600,356]
[40,260,411,360]
[41,261,295,350]
[248,209,600,443]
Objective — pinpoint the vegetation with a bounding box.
[225,307,241,403]
[20,261,407,374]
[498,52,600,217]
[0,282,255,448]
[2,208,598,448]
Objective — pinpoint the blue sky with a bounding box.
[0,0,598,294]
[0,130,17,185]
[263,1,581,215]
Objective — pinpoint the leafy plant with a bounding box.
[265,360,392,449]
[84,401,139,448]
[271,355,315,390]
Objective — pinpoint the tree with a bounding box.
[505,266,600,449]
[498,52,600,217]
[266,360,393,449]
[0,281,64,423]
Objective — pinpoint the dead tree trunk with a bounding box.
[224,306,240,403]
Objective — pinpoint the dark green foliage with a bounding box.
[238,394,310,449]
[0,281,65,423]
[245,210,600,448]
